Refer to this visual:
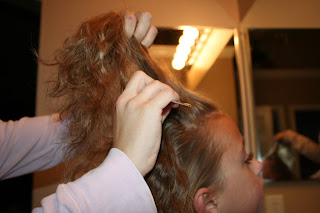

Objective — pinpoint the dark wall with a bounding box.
[0,1,40,212]
[0,1,39,120]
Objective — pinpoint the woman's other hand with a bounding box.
[124,11,158,48]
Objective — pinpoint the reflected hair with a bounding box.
[48,11,225,212]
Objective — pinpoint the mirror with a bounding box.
[249,29,320,181]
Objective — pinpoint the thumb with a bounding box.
[161,102,180,122]
[274,131,284,141]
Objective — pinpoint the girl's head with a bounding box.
[49,11,264,213]
[151,105,264,213]
[191,116,265,213]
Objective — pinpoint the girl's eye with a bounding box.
[245,153,253,164]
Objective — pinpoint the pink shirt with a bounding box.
[0,115,157,212]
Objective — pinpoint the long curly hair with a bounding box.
[49,11,225,212]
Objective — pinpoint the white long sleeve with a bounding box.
[33,148,157,213]
[0,115,157,212]
[0,114,67,180]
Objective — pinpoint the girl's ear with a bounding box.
[193,188,219,213]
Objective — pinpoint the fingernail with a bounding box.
[126,14,134,20]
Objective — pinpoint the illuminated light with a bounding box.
[173,53,188,62]
[172,26,201,70]
[176,45,191,55]
[178,35,196,47]
[172,59,186,70]
[183,27,199,40]
[186,28,234,89]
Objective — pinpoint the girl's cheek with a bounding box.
[250,171,264,191]
[255,176,265,197]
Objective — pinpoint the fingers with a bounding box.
[274,129,298,143]
[123,11,158,48]
[134,80,179,109]
[116,71,180,122]
[140,25,158,48]
[148,90,179,122]
[119,71,154,102]
[132,78,180,122]
[123,11,137,38]
[113,71,179,176]
[162,103,175,122]
[134,12,152,42]
[310,170,320,179]
[274,132,284,141]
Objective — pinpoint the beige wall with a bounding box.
[242,0,320,28]
[34,0,320,210]
[196,57,239,124]
[264,181,320,213]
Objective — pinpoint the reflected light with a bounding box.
[195,42,203,51]
[199,34,208,42]
[187,57,195,65]
[234,36,239,46]
[187,28,234,89]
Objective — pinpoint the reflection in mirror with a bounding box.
[149,27,238,123]
[250,29,320,181]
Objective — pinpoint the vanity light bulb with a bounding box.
[172,59,186,70]
[173,53,188,62]
[176,45,191,55]
[179,35,196,47]
[183,27,199,40]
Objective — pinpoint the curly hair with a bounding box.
[49,11,226,212]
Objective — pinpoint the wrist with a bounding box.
[113,147,148,176]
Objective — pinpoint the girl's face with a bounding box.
[213,116,264,213]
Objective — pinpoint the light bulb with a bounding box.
[172,59,186,70]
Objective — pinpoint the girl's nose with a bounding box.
[252,158,263,176]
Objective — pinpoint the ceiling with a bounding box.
[3,0,319,71]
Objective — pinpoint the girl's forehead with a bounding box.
[207,115,243,148]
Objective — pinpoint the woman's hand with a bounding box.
[113,71,180,176]
[275,129,320,163]
[274,130,308,151]
[124,11,158,48]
